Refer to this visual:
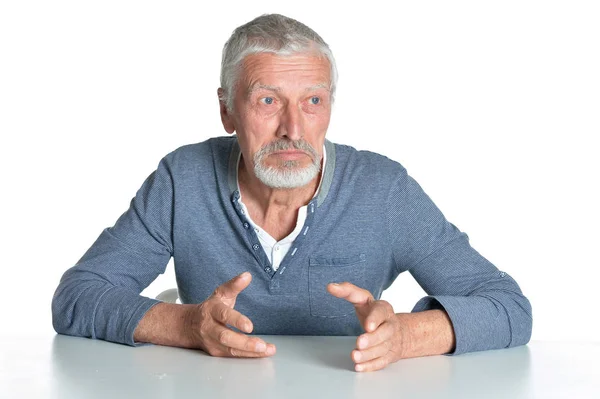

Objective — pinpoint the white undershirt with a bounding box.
[237,145,326,271]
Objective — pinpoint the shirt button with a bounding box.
[254,228,259,233]
[240,209,245,215]
[274,246,279,251]
[252,244,260,251]
[243,222,249,229]
[265,267,272,273]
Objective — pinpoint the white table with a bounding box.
[1,334,599,398]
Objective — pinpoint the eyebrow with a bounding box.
[306,83,329,91]
[247,84,281,97]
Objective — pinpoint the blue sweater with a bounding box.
[52,136,532,355]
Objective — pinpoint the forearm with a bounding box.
[133,302,198,348]
[412,290,532,355]
[397,309,456,358]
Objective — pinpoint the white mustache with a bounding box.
[258,139,318,159]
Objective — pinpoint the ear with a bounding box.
[218,88,235,134]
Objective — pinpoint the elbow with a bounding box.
[51,273,105,339]
[510,294,533,348]
[487,273,533,348]
[51,281,78,336]
[479,285,533,349]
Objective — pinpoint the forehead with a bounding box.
[239,52,331,93]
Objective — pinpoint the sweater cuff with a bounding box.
[412,295,511,356]
[92,286,161,346]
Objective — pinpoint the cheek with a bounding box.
[319,112,331,127]
[246,113,281,136]
[306,110,331,132]
[239,119,279,152]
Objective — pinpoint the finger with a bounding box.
[210,303,253,333]
[352,339,392,364]
[226,343,277,358]
[326,282,374,307]
[362,301,393,332]
[354,353,392,372]
[212,325,270,354]
[213,272,252,300]
[356,321,394,350]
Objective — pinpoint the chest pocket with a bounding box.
[308,253,366,318]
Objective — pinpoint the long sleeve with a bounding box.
[52,156,175,346]
[388,166,532,355]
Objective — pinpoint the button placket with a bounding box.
[233,191,273,276]
[271,199,317,281]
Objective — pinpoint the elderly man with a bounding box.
[52,14,532,372]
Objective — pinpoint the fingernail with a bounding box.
[368,322,376,331]
[266,345,275,355]
[359,337,368,348]
[354,351,362,362]
[355,364,363,372]
[255,342,266,352]
[330,283,339,286]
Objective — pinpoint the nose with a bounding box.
[276,104,303,141]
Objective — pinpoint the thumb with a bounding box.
[327,282,373,307]
[213,272,252,301]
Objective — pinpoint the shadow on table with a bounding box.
[286,335,356,370]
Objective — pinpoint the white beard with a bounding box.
[252,139,322,189]
[253,159,321,189]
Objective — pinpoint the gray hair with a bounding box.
[219,14,338,112]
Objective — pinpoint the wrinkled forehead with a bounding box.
[237,52,332,94]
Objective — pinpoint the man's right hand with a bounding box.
[134,272,276,358]
[185,271,276,357]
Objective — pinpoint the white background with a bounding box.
[1,1,598,343]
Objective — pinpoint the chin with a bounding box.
[254,163,320,189]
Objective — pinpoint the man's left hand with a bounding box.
[327,282,409,372]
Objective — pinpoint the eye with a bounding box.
[310,96,320,105]
[260,97,274,105]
